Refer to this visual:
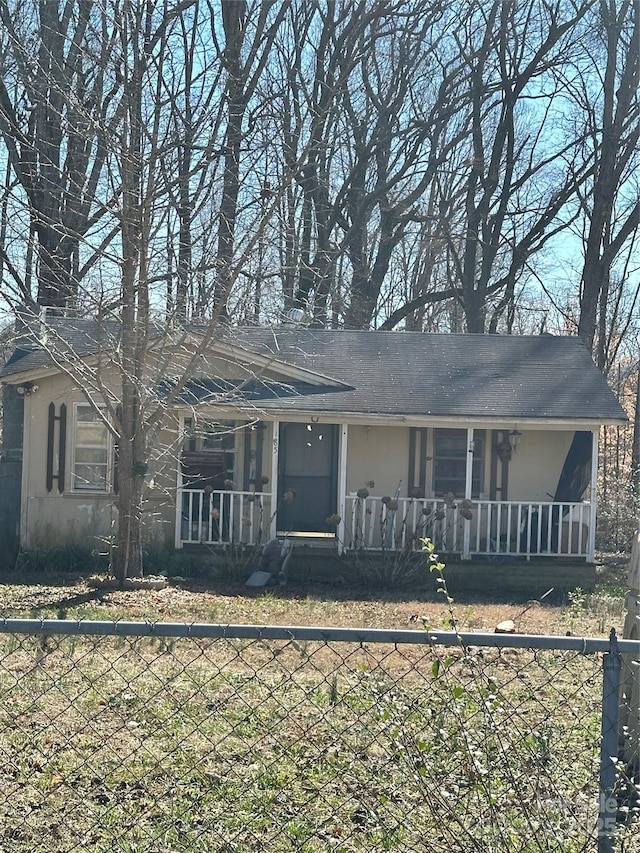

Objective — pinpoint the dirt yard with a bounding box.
[0,554,630,638]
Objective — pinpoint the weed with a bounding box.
[328,674,339,705]
[564,585,626,634]
[14,544,108,578]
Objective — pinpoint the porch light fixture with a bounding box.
[509,429,522,453]
[16,381,38,396]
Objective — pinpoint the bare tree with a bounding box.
[576,0,639,359]
[420,0,597,333]
[0,0,121,306]
[103,0,286,578]
[275,0,615,335]
[632,358,640,490]
[210,0,290,319]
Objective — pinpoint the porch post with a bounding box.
[588,428,599,562]
[462,427,474,559]
[337,424,349,555]
[269,421,280,540]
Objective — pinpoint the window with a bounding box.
[433,429,484,498]
[183,418,236,453]
[181,419,236,490]
[73,405,110,492]
[201,420,236,452]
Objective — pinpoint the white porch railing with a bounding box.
[343,496,593,560]
[176,490,593,560]
[177,489,273,547]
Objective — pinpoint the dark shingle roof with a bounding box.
[0,320,627,422]
[1,317,121,374]
[220,329,626,421]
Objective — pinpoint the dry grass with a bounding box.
[0,553,636,853]
[0,558,630,638]
[0,628,621,853]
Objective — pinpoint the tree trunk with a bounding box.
[632,361,640,491]
[115,0,146,582]
[115,431,146,581]
[578,0,639,354]
[0,0,112,308]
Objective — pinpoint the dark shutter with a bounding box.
[46,403,67,493]
[408,428,427,494]
[255,422,265,485]
[113,406,121,494]
[46,403,55,492]
[243,423,252,491]
[58,404,66,492]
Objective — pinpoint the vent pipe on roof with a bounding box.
[39,304,78,320]
[14,304,79,352]
[281,307,305,328]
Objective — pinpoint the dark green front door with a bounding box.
[277,422,338,534]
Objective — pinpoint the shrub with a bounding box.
[596,474,639,552]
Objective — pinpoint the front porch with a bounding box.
[173,419,599,563]
[175,488,594,561]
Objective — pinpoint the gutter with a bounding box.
[174,403,625,430]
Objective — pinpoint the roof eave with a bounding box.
[1,365,64,384]
[174,403,626,429]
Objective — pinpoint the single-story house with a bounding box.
[0,313,628,564]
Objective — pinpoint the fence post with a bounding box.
[620,528,639,772]
[598,627,622,853]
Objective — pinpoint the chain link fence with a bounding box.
[0,620,638,853]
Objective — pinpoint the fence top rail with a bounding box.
[0,618,637,654]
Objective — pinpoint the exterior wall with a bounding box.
[20,372,114,550]
[18,376,257,552]
[508,430,575,502]
[17,371,251,551]
[11,362,588,554]
[344,425,511,501]
[346,425,410,497]
[0,386,24,569]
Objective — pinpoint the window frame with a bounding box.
[183,418,237,455]
[180,417,237,489]
[71,403,112,494]
[432,428,485,499]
